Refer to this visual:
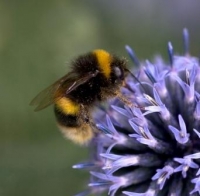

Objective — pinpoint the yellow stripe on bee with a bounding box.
[93,49,112,78]
[56,97,79,115]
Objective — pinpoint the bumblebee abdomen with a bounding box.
[54,98,94,145]
[58,123,94,145]
[54,97,80,127]
[55,97,80,115]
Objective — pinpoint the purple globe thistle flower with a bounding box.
[74,29,200,196]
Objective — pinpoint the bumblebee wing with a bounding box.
[65,70,99,94]
[30,71,76,111]
[30,70,98,111]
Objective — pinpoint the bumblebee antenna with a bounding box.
[125,68,146,92]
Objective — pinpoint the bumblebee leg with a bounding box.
[80,104,90,122]
[80,104,99,133]
[103,89,144,109]
[116,92,132,106]
[114,92,144,109]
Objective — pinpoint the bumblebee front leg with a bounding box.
[115,91,144,109]
[101,88,142,109]
[115,92,133,107]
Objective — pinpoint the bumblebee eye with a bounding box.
[114,67,122,78]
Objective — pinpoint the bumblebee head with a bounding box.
[109,56,128,85]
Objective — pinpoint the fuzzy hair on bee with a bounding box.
[30,49,134,145]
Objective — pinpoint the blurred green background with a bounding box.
[0,0,200,195]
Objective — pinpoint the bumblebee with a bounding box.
[30,49,133,145]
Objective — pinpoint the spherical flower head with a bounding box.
[74,29,200,196]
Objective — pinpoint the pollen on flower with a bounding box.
[74,29,200,196]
